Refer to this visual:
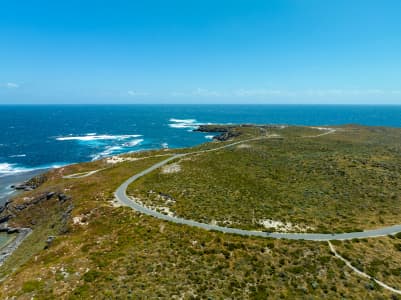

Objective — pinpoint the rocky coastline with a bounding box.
[0,227,32,267]
[195,124,285,141]
[194,124,242,141]
[10,173,47,192]
[0,171,72,268]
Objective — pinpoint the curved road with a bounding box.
[115,136,401,241]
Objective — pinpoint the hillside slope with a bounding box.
[1,125,401,299]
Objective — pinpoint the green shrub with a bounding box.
[83,270,101,282]
[22,280,44,293]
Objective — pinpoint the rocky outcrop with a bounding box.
[11,174,47,192]
[0,226,20,234]
[194,125,241,141]
[44,235,56,249]
[0,215,12,224]
[0,189,73,265]
[0,191,72,227]
[195,125,232,133]
[213,131,241,141]
[58,193,71,203]
[60,203,74,234]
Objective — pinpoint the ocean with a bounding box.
[1,104,401,204]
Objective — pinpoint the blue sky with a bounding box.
[1,0,401,104]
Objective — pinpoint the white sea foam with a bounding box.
[169,123,196,129]
[9,154,27,158]
[0,162,68,177]
[205,135,215,139]
[122,139,144,147]
[169,118,197,123]
[0,163,38,177]
[56,134,142,141]
[0,163,17,174]
[92,146,123,160]
[168,118,200,129]
[91,139,144,161]
[168,118,216,130]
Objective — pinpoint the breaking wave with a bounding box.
[0,162,69,178]
[168,118,200,129]
[56,134,142,141]
[8,154,27,158]
[90,139,145,161]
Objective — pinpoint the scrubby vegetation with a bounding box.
[333,235,401,291]
[129,125,401,233]
[0,124,400,298]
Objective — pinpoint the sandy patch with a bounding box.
[106,154,171,164]
[72,215,88,226]
[130,196,177,217]
[161,163,181,174]
[208,218,238,227]
[155,206,176,217]
[210,219,218,226]
[259,219,313,233]
[63,169,104,179]
[303,127,337,138]
[110,199,122,207]
[311,127,334,131]
[237,144,252,149]
[106,156,140,164]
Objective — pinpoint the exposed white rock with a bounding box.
[258,219,313,233]
[161,163,181,174]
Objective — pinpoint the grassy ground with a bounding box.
[0,156,168,280]
[0,125,400,298]
[333,234,401,292]
[128,125,401,233]
[2,205,397,299]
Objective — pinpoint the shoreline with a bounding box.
[0,127,214,206]
[0,169,50,206]
[0,228,32,267]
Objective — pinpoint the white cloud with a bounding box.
[192,88,223,97]
[233,89,291,97]
[169,88,290,97]
[305,89,389,96]
[127,90,149,97]
[2,82,19,89]
[168,88,401,98]
[305,89,344,96]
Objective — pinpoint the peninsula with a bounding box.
[1,124,401,299]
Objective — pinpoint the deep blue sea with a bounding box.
[1,104,401,203]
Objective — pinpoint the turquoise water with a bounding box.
[0,232,13,248]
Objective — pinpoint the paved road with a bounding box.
[115,136,401,241]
